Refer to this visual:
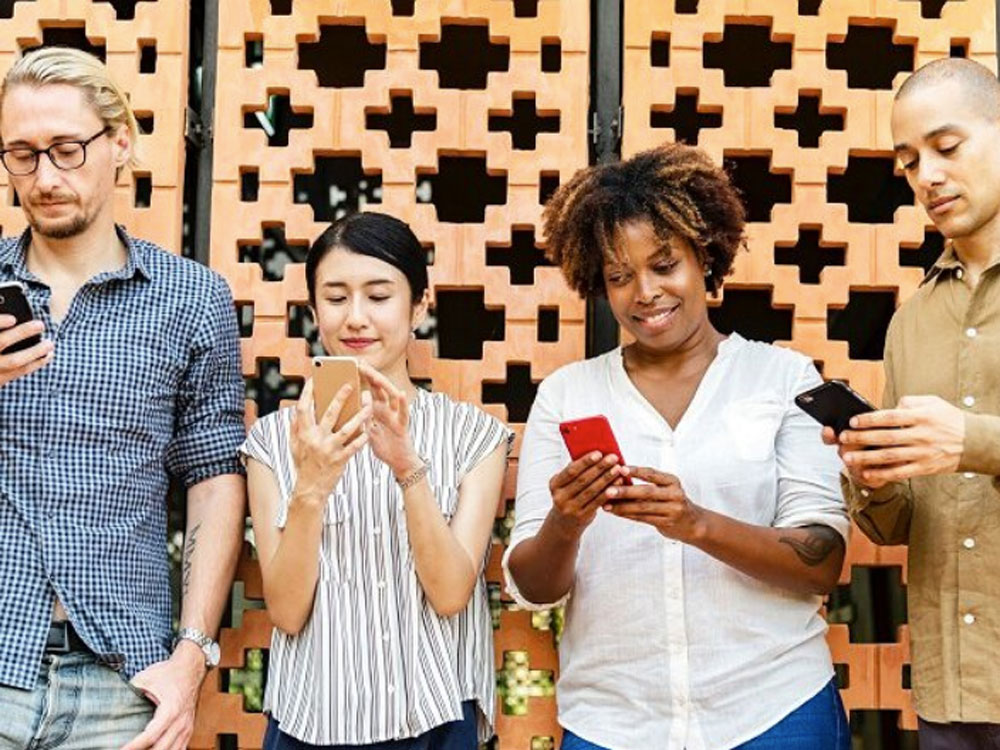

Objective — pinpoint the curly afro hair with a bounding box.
[542,142,746,297]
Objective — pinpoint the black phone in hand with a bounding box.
[795,380,875,435]
[0,281,41,354]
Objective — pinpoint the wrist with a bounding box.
[546,507,586,542]
[172,638,210,678]
[685,506,712,547]
[391,452,425,481]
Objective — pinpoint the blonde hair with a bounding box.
[1,46,140,170]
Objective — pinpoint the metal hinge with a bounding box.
[185,107,211,148]
[588,107,624,149]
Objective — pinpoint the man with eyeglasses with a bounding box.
[0,47,245,750]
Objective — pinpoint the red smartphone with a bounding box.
[558,415,632,485]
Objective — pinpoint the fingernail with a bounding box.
[606,487,617,498]
[849,417,858,428]
[589,452,601,462]
[603,504,612,512]
[604,454,617,464]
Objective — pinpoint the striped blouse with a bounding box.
[240,388,512,745]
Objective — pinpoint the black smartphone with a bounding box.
[0,281,41,354]
[795,380,875,435]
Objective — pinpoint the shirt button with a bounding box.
[963,613,976,625]
[382,633,390,642]
[964,472,976,479]
[956,268,965,280]
[965,327,978,338]
[372,526,381,535]
[387,683,395,693]
[963,538,975,549]
[377,581,386,589]
[962,395,975,408]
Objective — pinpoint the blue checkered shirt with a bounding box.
[0,227,245,689]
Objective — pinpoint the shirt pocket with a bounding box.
[319,492,353,582]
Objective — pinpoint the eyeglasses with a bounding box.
[0,127,110,176]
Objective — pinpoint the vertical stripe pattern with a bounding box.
[241,389,512,745]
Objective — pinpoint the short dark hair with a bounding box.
[895,57,1000,121]
[542,142,746,297]
[306,212,429,305]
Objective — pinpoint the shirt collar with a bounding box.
[920,240,1000,287]
[0,224,151,283]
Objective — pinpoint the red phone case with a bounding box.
[558,415,632,485]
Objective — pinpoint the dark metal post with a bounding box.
[586,0,623,357]
[192,0,220,267]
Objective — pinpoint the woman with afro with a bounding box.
[504,143,851,750]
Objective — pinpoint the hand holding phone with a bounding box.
[559,415,632,486]
[0,281,52,386]
[312,356,363,431]
[795,380,875,436]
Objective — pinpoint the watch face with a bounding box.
[207,641,221,667]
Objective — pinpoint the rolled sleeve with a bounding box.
[166,274,246,487]
[772,362,851,542]
[502,378,572,611]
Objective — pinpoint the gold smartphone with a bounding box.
[312,356,362,431]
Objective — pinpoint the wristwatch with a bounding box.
[174,627,221,669]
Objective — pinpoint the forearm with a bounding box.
[403,479,478,616]
[180,474,246,635]
[259,488,326,634]
[506,509,583,606]
[690,510,845,595]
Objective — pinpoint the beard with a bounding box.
[24,200,91,240]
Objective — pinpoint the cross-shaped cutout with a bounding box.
[245,359,304,418]
[486,229,553,285]
[899,228,944,273]
[366,95,437,149]
[650,92,722,145]
[243,93,313,147]
[482,363,540,423]
[434,289,505,359]
[488,97,560,150]
[774,95,844,148]
[904,0,959,18]
[774,228,846,284]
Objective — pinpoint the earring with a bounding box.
[704,266,712,278]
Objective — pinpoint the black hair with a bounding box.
[306,212,429,305]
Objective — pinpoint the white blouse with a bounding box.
[504,334,849,750]
[241,389,512,745]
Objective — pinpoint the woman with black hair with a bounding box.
[241,212,511,750]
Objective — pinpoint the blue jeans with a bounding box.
[0,652,154,750]
[264,700,479,749]
[561,678,850,750]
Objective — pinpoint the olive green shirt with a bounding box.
[844,245,1000,722]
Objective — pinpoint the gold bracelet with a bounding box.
[397,459,430,490]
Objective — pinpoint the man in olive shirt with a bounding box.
[828,58,1000,748]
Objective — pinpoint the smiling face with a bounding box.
[0,83,129,240]
[311,247,427,375]
[892,78,1000,245]
[603,219,712,354]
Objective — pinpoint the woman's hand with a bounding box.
[547,452,626,534]
[360,363,422,478]
[290,378,371,502]
[604,466,707,543]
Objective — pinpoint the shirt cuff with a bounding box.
[840,471,901,512]
[501,537,571,612]
[183,458,246,488]
[959,413,1000,477]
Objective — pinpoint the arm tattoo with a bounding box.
[778,524,843,567]
[182,522,201,597]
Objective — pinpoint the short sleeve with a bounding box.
[772,360,851,542]
[165,273,246,487]
[453,403,514,482]
[239,415,276,472]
